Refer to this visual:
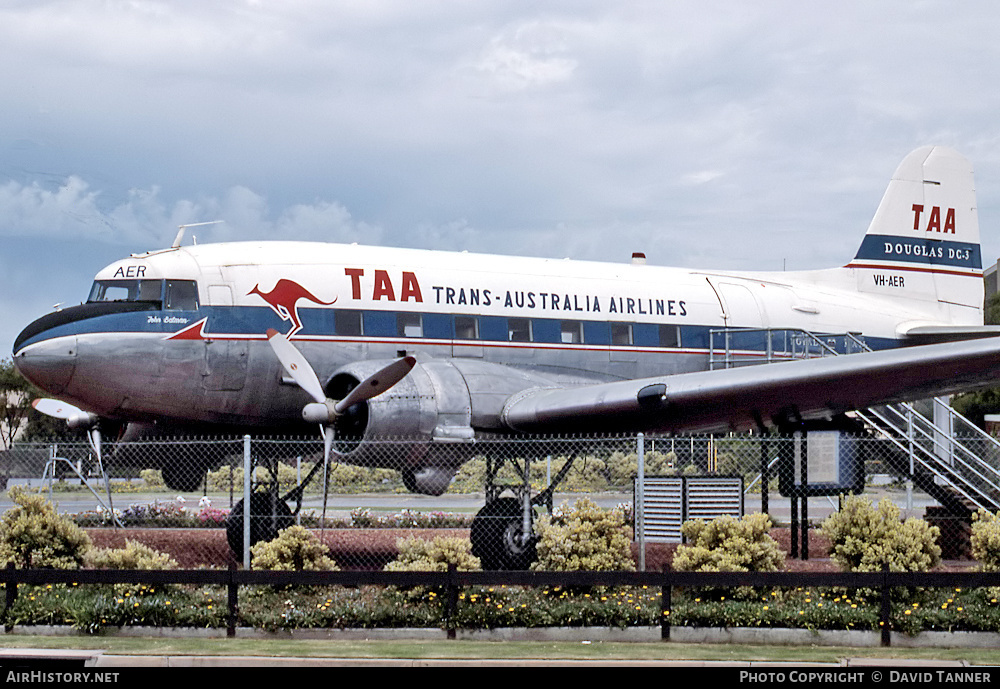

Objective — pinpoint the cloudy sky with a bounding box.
[3,1,1000,354]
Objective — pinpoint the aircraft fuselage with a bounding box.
[14,239,972,438]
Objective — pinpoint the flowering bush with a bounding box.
[384,536,480,572]
[532,498,634,572]
[820,495,941,572]
[972,510,1000,572]
[349,507,473,529]
[250,525,339,571]
[0,486,92,569]
[673,513,784,573]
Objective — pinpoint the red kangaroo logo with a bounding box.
[248,279,336,338]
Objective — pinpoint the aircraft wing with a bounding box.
[500,336,1000,435]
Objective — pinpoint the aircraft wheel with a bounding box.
[225,491,294,558]
[161,462,206,492]
[470,497,537,570]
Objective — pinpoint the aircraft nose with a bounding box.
[13,335,78,396]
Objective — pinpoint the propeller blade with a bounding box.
[320,425,334,541]
[333,356,416,413]
[266,328,326,404]
[32,398,97,429]
[32,398,84,420]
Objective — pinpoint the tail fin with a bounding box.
[847,146,983,327]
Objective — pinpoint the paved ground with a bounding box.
[0,647,984,667]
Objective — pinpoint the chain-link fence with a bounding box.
[1,429,997,571]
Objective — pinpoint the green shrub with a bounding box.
[532,498,634,571]
[250,525,339,571]
[972,510,1000,572]
[0,486,92,569]
[819,495,941,572]
[384,536,481,572]
[86,539,178,570]
[138,469,164,488]
[672,512,784,573]
[85,540,178,597]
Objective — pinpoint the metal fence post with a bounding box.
[636,433,645,572]
[243,435,251,569]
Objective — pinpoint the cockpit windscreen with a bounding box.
[88,279,163,304]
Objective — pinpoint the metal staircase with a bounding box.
[709,327,1000,517]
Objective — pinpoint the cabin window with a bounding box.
[560,321,583,344]
[611,323,633,346]
[397,313,423,338]
[508,318,531,342]
[165,280,199,311]
[455,315,478,340]
[659,325,681,348]
[88,279,163,304]
[335,310,363,336]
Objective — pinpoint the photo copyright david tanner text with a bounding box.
[739,670,993,683]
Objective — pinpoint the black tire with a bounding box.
[161,462,205,492]
[225,491,294,558]
[470,497,537,570]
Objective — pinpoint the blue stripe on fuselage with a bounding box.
[15,304,901,356]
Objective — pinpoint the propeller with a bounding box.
[266,328,416,531]
[266,329,416,427]
[32,398,99,431]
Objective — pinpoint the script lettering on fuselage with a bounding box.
[912,204,956,234]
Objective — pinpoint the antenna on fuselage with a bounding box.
[172,220,224,248]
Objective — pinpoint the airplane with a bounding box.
[12,145,1000,568]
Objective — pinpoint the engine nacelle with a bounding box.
[323,358,475,494]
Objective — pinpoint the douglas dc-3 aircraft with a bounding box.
[13,145,1000,566]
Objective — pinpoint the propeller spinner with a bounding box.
[265,328,415,455]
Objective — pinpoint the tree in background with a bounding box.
[0,358,32,450]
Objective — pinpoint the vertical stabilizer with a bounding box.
[847,146,983,325]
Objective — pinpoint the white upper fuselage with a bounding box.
[97,239,973,341]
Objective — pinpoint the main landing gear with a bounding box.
[469,450,579,570]
[224,453,325,557]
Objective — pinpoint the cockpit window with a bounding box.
[165,280,199,311]
[88,279,163,304]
